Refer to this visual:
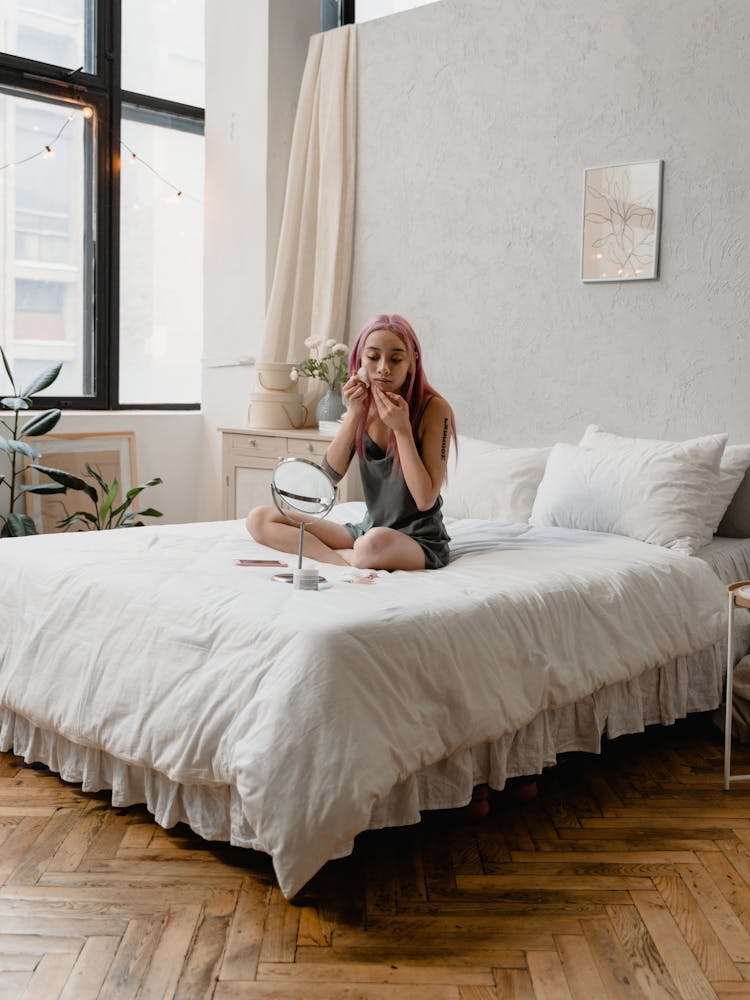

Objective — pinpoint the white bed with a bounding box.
[1,501,744,899]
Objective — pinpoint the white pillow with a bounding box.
[579,425,735,540]
[442,435,550,523]
[709,444,750,535]
[530,429,728,554]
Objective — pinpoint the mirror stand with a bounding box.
[271,521,310,584]
[269,458,337,585]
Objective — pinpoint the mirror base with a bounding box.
[272,572,328,585]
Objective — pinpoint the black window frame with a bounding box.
[0,0,205,411]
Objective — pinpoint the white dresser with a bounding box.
[220,426,362,520]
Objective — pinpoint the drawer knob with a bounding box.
[249,439,257,447]
[308,443,313,452]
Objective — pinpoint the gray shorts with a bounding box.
[344,515,450,570]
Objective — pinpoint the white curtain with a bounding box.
[259,25,357,373]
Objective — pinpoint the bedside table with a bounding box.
[724,581,750,789]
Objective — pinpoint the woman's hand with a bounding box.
[342,374,369,420]
[371,384,411,435]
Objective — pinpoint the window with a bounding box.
[341,0,441,24]
[0,1,204,409]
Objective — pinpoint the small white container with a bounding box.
[247,391,308,430]
[293,567,319,591]
[255,361,296,392]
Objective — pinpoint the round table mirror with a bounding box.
[270,457,337,583]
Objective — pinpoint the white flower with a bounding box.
[303,335,321,349]
[290,368,299,381]
[331,343,348,356]
[325,338,336,348]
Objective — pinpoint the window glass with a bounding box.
[122,0,205,108]
[0,0,93,71]
[118,111,204,405]
[0,90,94,398]
[356,0,440,22]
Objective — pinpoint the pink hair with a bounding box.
[348,314,457,475]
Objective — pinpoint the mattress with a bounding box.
[0,513,739,897]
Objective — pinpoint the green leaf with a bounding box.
[30,464,98,503]
[0,439,42,460]
[0,346,16,394]
[109,497,133,519]
[6,513,38,536]
[20,409,62,438]
[125,476,163,500]
[99,478,119,525]
[19,362,63,399]
[18,483,68,495]
[84,463,109,493]
[56,513,96,531]
[136,507,163,518]
[1,397,29,410]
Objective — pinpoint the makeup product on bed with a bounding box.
[235,559,287,567]
[293,567,319,590]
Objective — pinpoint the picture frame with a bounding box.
[581,159,663,282]
[24,431,137,533]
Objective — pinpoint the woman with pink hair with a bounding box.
[246,313,456,571]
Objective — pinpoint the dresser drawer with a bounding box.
[287,437,329,459]
[228,433,285,460]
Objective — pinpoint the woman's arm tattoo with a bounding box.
[441,418,449,460]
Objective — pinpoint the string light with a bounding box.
[119,138,200,203]
[0,111,74,171]
[0,105,201,203]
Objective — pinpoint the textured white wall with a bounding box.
[350,0,750,445]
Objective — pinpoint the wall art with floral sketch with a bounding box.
[581,160,663,282]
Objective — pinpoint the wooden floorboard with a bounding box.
[4,715,750,998]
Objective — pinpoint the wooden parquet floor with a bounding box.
[3,715,750,999]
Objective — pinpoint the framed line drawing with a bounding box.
[581,160,663,282]
[24,431,137,533]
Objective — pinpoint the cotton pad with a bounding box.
[357,366,369,387]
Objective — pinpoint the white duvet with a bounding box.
[0,512,727,897]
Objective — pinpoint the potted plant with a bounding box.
[0,347,84,537]
[49,463,163,530]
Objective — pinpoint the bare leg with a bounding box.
[349,526,426,571]
[245,506,354,566]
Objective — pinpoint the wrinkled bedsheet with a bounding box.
[0,515,727,897]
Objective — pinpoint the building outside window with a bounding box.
[0,0,204,409]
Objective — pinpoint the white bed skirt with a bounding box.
[0,642,726,866]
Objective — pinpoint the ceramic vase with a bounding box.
[315,387,346,424]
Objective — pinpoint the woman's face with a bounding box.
[361,329,411,394]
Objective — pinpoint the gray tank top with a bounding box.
[325,397,451,570]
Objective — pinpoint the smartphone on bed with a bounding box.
[234,559,287,567]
